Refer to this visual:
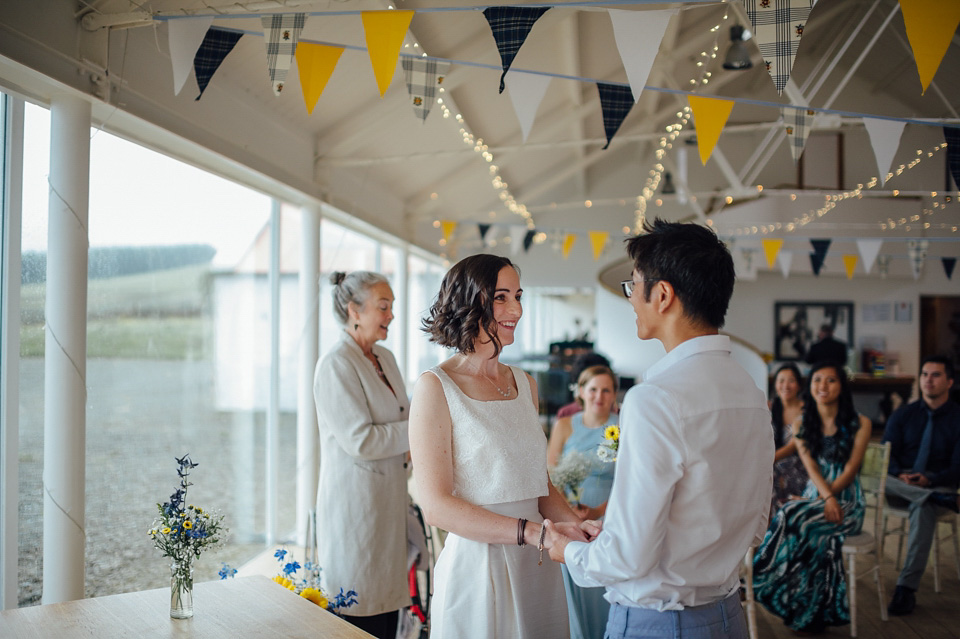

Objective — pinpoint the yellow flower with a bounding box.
[183,521,193,529]
[299,587,328,608]
[273,576,295,591]
[161,527,171,534]
[604,425,620,442]
[194,507,203,514]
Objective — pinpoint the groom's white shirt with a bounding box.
[564,335,773,611]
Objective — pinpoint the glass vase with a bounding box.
[170,559,194,619]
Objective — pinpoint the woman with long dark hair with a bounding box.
[770,363,808,515]
[752,361,872,634]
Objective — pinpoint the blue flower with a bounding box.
[274,549,287,561]
[219,563,237,580]
[283,561,301,576]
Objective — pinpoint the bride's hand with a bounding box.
[579,519,602,541]
[550,520,590,543]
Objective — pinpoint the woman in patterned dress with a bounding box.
[752,360,872,634]
[770,363,808,519]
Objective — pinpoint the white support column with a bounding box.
[266,200,281,546]
[295,205,320,548]
[42,94,90,605]
[1,95,25,611]
[394,246,409,385]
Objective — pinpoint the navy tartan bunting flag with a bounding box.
[809,252,824,276]
[483,6,550,93]
[597,83,634,150]
[261,13,306,95]
[402,57,451,122]
[810,238,830,261]
[743,0,815,94]
[943,257,956,281]
[194,28,244,100]
[523,229,536,252]
[477,223,491,242]
[945,127,960,189]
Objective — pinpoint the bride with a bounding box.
[409,254,597,638]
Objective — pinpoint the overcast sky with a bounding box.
[21,103,271,267]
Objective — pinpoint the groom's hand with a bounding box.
[579,518,602,541]
[542,519,576,564]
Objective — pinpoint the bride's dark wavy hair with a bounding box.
[798,361,858,461]
[421,254,518,358]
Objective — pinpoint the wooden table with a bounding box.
[0,575,373,638]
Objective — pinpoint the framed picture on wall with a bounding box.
[774,301,854,361]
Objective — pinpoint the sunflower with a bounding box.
[603,424,620,442]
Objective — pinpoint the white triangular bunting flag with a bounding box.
[608,8,676,102]
[779,250,793,279]
[509,225,526,256]
[505,72,552,142]
[168,16,214,95]
[856,239,883,274]
[863,118,906,186]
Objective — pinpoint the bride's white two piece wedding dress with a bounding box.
[427,365,570,639]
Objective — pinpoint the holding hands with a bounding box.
[540,519,603,564]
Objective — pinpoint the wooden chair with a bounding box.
[883,497,960,592]
[841,441,891,637]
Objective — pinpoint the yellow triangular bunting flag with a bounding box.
[296,43,344,114]
[687,96,734,165]
[843,254,858,279]
[761,239,783,270]
[440,220,457,242]
[562,233,576,259]
[588,231,609,261]
[362,10,414,97]
[899,0,960,94]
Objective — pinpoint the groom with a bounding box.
[544,220,773,639]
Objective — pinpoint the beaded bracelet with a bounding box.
[537,524,547,566]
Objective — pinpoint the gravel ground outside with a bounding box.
[17,357,300,607]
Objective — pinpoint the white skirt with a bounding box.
[429,499,570,639]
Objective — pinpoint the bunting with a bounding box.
[743,0,816,93]
[898,0,960,94]
[842,255,858,280]
[523,229,536,252]
[562,233,576,259]
[588,231,608,261]
[945,127,960,189]
[505,71,551,142]
[943,257,957,280]
[598,83,635,150]
[194,28,244,100]
[877,255,891,279]
[863,118,906,186]
[779,250,793,279]
[483,7,550,94]
[688,96,734,164]
[810,252,825,276]
[362,10,415,97]
[168,17,214,96]
[440,220,457,243]
[608,8,676,102]
[477,223,492,242]
[810,238,831,262]
[261,13,306,95]
[761,238,783,269]
[907,239,928,280]
[296,43,344,114]
[782,107,815,163]
[856,239,883,274]
[402,57,450,122]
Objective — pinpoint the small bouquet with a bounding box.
[148,454,227,618]
[597,424,620,463]
[549,451,597,505]
[270,548,358,614]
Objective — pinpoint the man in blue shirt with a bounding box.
[883,355,960,616]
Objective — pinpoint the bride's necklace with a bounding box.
[481,370,513,398]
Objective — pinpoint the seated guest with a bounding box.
[804,324,847,365]
[883,355,960,616]
[556,352,614,419]
[753,361,872,634]
[770,363,808,517]
[546,365,618,639]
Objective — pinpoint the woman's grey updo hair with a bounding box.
[330,271,389,326]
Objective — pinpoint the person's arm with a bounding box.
[774,438,797,462]
[314,351,408,460]
[827,414,873,496]
[561,386,684,587]
[795,432,843,523]
[546,417,573,467]
[882,406,906,478]
[927,410,960,488]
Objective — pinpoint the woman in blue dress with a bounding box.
[546,365,617,639]
[753,360,873,634]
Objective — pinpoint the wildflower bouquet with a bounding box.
[148,454,227,618]
[597,424,620,463]
[269,548,358,614]
[549,451,597,505]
